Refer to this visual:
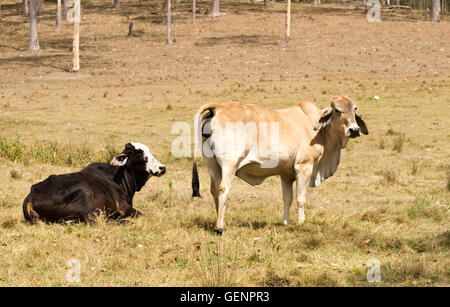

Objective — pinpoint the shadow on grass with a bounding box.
[194,34,279,47]
[237,220,269,230]
[188,216,217,234]
[0,53,70,70]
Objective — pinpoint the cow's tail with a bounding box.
[192,161,201,197]
[22,194,39,223]
[192,103,218,198]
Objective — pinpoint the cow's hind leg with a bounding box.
[214,163,235,235]
[281,177,294,225]
[204,156,222,226]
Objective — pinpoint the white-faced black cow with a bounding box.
[22,142,166,224]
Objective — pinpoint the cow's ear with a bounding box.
[356,111,369,135]
[110,153,128,166]
[314,107,333,131]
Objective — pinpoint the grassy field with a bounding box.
[0,0,449,286]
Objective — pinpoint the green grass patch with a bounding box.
[0,137,118,168]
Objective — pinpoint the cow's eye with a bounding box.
[335,109,342,115]
[144,157,148,162]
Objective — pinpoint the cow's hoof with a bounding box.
[133,210,144,218]
[214,228,223,235]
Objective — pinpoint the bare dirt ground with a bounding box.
[0,1,449,286]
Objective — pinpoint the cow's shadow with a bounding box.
[189,217,216,234]
[190,216,275,234]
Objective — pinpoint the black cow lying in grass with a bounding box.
[23,142,166,224]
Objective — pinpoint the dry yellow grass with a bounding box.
[0,1,449,286]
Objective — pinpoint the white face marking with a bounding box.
[130,142,165,175]
[345,123,360,137]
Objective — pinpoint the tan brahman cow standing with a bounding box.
[193,95,368,234]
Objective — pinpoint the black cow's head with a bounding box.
[110,142,166,191]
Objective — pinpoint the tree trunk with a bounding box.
[418,0,423,10]
[166,0,171,44]
[128,22,134,36]
[72,20,80,71]
[62,0,67,16]
[314,0,320,4]
[56,0,62,29]
[192,0,196,23]
[173,0,177,43]
[430,0,440,21]
[37,0,43,16]
[29,0,40,53]
[114,0,119,9]
[210,0,220,17]
[395,0,400,6]
[23,0,29,17]
[283,0,291,48]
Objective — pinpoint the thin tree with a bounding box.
[166,0,171,44]
[430,0,440,21]
[283,0,291,48]
[29,0,40,53]
[314,0,320,4]
[22,0,29,17]
[192,0,196,23]
[173,0,177,43]
[210,0,220,17]
[37,0,43,16]
[62,0,67,16]
[72,9,80,71]
[56,0,62,29]
[114,0,119,9]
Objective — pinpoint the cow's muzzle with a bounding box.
[348,126,361,138]
[152,166,166,177]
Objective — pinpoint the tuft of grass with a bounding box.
[303,234,323,250]
[10,169,21,179]
[1,217,18,229]
[380,168,398,184]
[378,136,385,149]
[407,198,448,222]
[264,265,290,287]
[194,235,238,287]
[447,170,450,192]
[0,137,26,162]
[411,161,419,176]
[386,128,397,136]
[383,258,436,283]
[392,133,406,152]
[437,231,450,249]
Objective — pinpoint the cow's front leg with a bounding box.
[295,164,313,224]
[281,177,294,225]
[214,164,235,235]
[116,200,143,218]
